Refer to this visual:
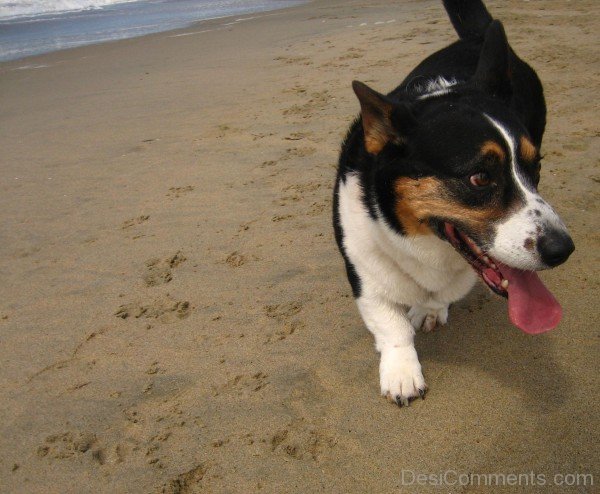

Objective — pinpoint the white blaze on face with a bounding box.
[484,115,570,270]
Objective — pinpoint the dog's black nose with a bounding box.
[538,230,575,267]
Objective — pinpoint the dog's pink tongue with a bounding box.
[497,263,562,334]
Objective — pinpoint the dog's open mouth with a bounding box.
[442,222,562,334]
[443,223,508,297]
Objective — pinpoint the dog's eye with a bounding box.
[469,172,492,188]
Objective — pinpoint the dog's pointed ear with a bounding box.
[472,20,512,98]
[352,81,413,154]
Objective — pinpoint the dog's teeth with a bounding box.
[501,279,509,289]
[483,255,491,265]
[490,263,498,270]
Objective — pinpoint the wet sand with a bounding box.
[0,0,598,492]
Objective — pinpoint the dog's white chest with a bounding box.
[338,173,472,304]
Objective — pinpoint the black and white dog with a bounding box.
[333,0,574,406]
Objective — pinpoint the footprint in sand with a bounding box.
[271,214,294,222]
[166,186,194,199]
[273,55,312,66]
[283,131,313,141]
[282,147,317,159]
[115,294,191,322]
[282,91,331,118]
[307,199,331,216]
[264,320,305,344]
[236,220,258,233]
[37,431,101,462]
[337,47,364,60]
[282,85,307,95]
[121,215,149,229]
[264,301,303,319]
[212,372,270,397]
[283,180,324,194]
[268,420,337,462]
[161,464,208,494]
[225,251,246,267]
[145,361,166,375]
[143,251,186,286]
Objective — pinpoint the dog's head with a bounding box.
[351,22,574,333]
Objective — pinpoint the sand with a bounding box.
[0,0,598,492]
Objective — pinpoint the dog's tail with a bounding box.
[442,0,493,40]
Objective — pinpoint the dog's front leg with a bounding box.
[357,294,426,405]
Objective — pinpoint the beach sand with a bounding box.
[0,0,598,492]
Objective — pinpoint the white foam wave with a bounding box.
[0,0,141,20]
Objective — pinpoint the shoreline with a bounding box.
[0,0,313,67]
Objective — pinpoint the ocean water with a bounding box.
[0,0,306,62]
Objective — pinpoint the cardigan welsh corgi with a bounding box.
[333,0,574,406]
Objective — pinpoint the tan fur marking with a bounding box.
[362,109,402,154]
[364,137,385,155]
[519,136,537,162]
[363,119,391,154]
[480,140,506,162]
[395,177,505,236]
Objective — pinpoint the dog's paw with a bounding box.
[379,346,427,407]
[408,304,449,332]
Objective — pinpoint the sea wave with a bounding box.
[0,0,141,20]
[0,0,306,61]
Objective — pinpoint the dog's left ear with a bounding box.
[472,20,512,99]
[352,81,414,154]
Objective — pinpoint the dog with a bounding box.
[333,0,575,406]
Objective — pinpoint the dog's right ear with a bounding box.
[352,81,413,155]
